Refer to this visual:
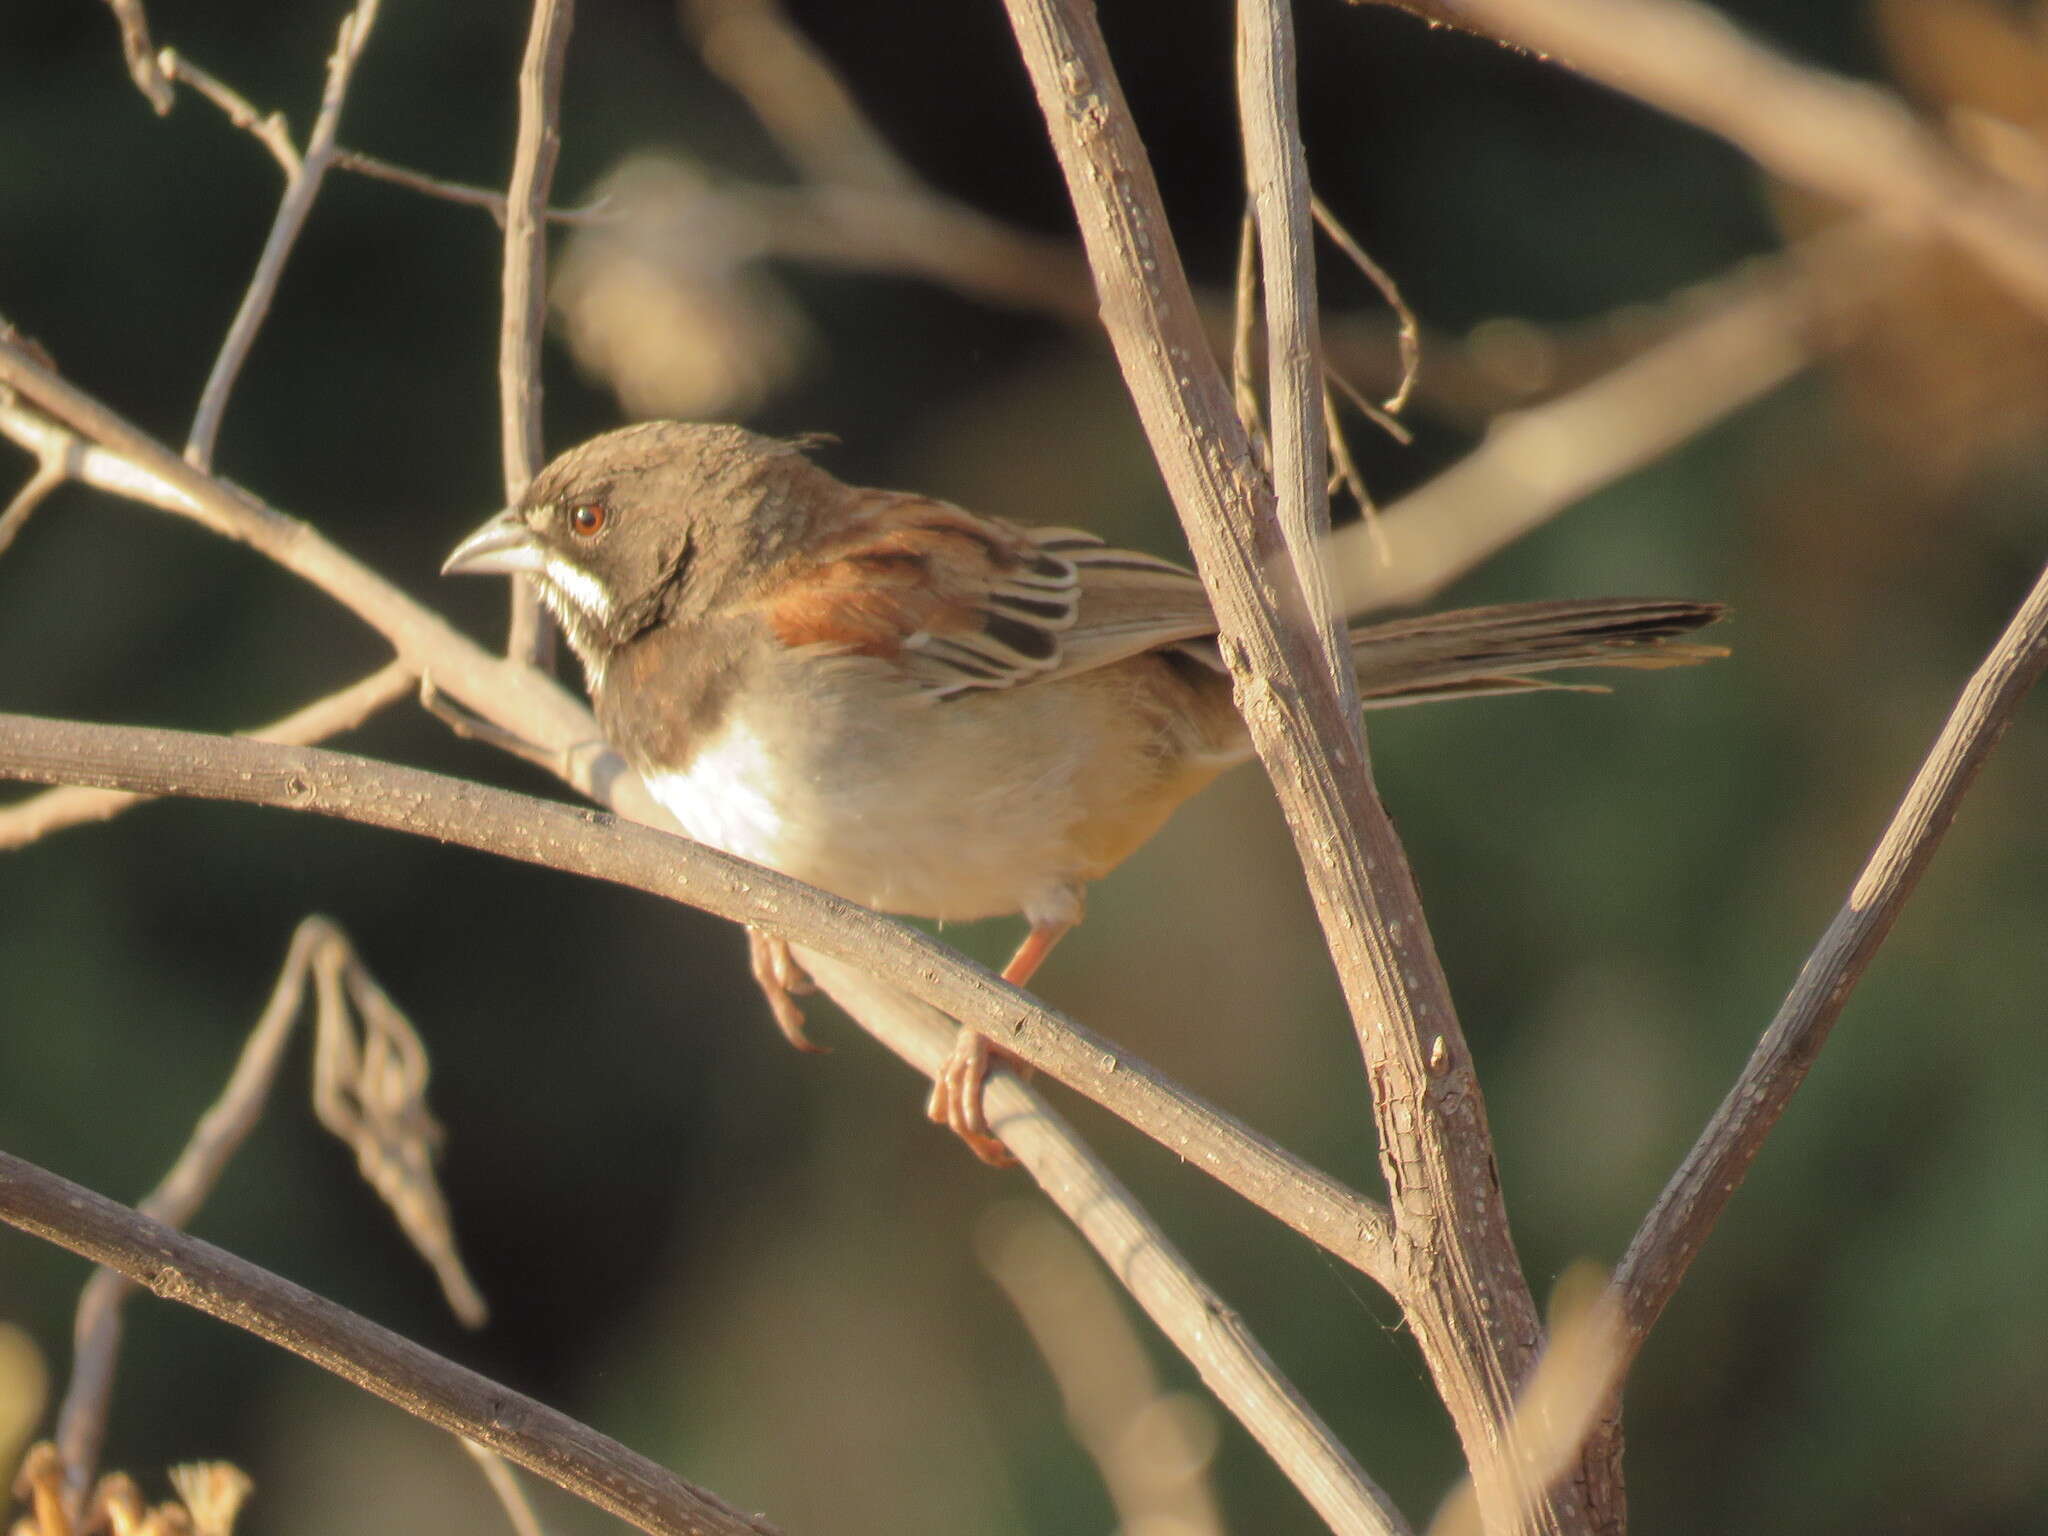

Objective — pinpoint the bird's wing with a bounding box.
[756,492,1217,700]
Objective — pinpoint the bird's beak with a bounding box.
[442,509,543,578]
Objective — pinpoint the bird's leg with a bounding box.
[747,927,824,1052]
[928,917,1074,1166]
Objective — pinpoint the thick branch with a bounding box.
[0,1150,777,1536]
[997,2,1559,1526]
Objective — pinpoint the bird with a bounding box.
[444,421,1726,1164]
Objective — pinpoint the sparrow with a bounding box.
[444,421,1726,1163]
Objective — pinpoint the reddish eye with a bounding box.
[568,503,606,536]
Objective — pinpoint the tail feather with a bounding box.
[1347,598,1727,707]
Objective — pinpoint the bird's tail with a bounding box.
[1346,598,1728,707]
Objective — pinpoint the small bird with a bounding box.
[445,422,1725,1163]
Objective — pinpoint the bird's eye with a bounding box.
[568,503,607,537]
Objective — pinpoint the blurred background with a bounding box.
[4,0,2047,1531]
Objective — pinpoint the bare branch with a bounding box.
[999,0,1561,1525]
[0,659,415,852]
[157,49,301,175]
[332,149,612,226]
[0,708,1398,1290]
[0,442,69,563]
[1311,194,1419,414]
[1435,0,2048,325]
[51,916,482,1505]
[500,0,575,666]
[98,0,173,114]
[1612,551,2048,1349]
[0,1150,780,1536]
[185,0,384,471]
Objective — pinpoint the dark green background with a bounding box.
[4,1,2046,1532]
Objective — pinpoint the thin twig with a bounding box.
[0,445,70,563]
[157,48,301,175]
[98,0,173,113]
[1325,362,1414,447]
[679,0,920,195]
[0,1150,779,1536]
[185,0,383,471]
[1311,194,1420,414]
[806,954,1411,1536]
[332,149,612,226]
[499,0,575,667]
[1434,0,2048,325]
[463,1441,550,1536]
[1232,208,1266,457]
[1323,385,1390,565]
[0,659,415,852]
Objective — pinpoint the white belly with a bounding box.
[643,719,792,873]
[639,682,1088,927]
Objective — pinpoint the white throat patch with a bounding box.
[542,556,614,626]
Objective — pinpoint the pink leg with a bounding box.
[927,918,1074,1165]
[747,927,825,1053]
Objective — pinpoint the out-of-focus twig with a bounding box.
[462,1441,549,1536]
[1434,0,2048,324]
[0,658,415,851]
[184,0,384,472]
[811,955,1410,1536]
[98,0,173,114]
[978,1204,1229,1536]
[679,0,920,194]
[1428,1266,1626,1536]
[51,916,483,1508]
[0,1151,779,1536]
[1336,226,1872,613]
[0,445,69,564]
[499,0,575,667]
